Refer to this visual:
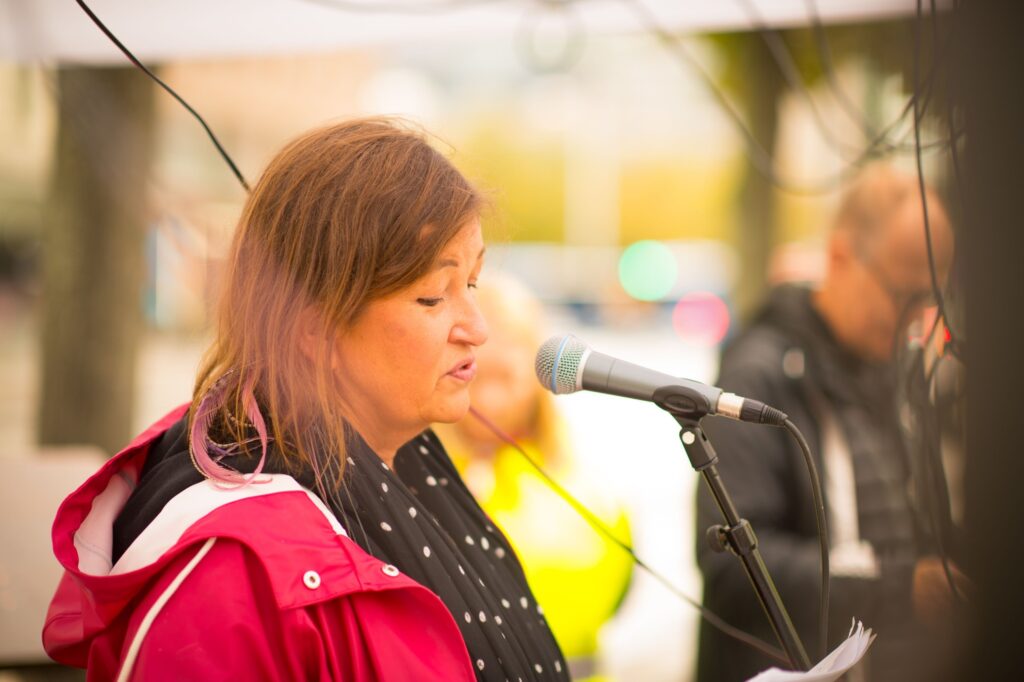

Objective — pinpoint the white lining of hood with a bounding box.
[110,474,346,576]
[74,470,138,576]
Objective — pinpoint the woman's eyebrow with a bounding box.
[435,246,486,270]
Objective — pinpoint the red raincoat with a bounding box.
[43,405,476,681]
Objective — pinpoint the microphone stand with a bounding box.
[654,389,812,672]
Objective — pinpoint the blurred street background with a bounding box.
[0,1,979,680]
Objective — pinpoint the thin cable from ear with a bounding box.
[912,0,960,358]
[466,405,789,666]
[73,0,251,193]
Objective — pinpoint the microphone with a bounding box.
[535,334,787,426]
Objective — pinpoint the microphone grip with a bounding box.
[581,352,674,402]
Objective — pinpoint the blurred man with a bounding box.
[695,165,959,682]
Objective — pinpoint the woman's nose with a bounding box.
[452,296,488,347]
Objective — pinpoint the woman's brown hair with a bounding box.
[190,117,483,486]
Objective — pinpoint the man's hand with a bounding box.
[913,556,971,627]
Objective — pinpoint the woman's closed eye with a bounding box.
[417,281,478,307]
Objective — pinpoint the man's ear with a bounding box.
[827,228,857,273]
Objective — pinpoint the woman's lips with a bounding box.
[446,358,477,382]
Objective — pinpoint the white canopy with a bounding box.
[1,0,924,65]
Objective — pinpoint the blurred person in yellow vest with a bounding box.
[434,275,633,682]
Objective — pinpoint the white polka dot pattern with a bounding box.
[326,431,568,680]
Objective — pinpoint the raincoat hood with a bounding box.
[44,405,191,664]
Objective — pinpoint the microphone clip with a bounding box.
[652,384,716,425]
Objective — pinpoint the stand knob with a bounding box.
[706,524,729,554]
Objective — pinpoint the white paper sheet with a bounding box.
[746,620,876,682]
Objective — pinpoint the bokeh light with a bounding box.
[672,291,731,346]
[617,240,677,301]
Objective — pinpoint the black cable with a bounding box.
[943,0,966,198]
[621,0,954,194]
[933,0,967,244]
[800,0,960,156]
[302,0,960,195]
[932,499,966,607]
[782,418,830,659]
[792,0,961,156]
[912,0,961,357]
[918,350,968,606]
[893,308,967,609]
[467,406,791,666]
[78,0,963,200]
[733,0,880,163]
[918,372,966,609]
[887,241,967,612]
[73,0,251,193]
[801,0,879,141]
[620,0,841,194]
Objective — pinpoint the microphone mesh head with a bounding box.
[535,335,588,394]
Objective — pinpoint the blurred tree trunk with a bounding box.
[734,35,784,323]
[38,66,155,455]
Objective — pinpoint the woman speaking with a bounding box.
[43,118,569,681]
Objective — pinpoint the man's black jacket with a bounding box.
[694,286,928,682]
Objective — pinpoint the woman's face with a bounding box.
[333,220,488,451]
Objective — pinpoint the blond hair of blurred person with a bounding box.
[435,275,633,682]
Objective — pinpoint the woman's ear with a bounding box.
[297,306,347,373]
[297,306,328,363]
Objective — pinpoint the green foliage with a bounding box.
[709,20,915,99]
[457,119,565,243]
[618,157,740,244]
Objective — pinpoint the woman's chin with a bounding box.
[426,398,472,425]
